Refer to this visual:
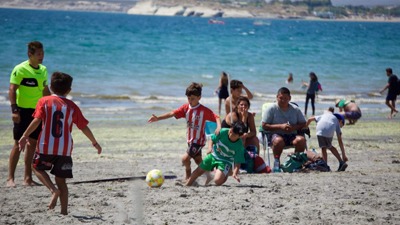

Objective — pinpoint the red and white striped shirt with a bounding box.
[33,95,88,156]
[173,103,218,146]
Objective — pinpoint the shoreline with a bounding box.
[1,4,400,23]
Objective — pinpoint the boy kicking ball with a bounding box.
[19,72,102,215]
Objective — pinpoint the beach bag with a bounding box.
[240,145,257,173]
[253,155,271,173]
[281,152,308,173]
[305,159,331,172]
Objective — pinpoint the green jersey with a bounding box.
[211,128,245,165]
[10,60,48,109]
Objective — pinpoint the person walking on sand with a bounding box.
[380,68,398,119]
[302,72,321,116]
[186,121,246,186]
[215,71,229,115]
[19,72,102,215]
[7,41,51,187]
[148,82,221,183]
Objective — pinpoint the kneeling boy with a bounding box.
[186,121,246,186]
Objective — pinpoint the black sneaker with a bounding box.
[338,161,348,172]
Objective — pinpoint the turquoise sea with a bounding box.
[1,8,400,122]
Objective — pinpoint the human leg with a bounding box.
[213,169,228,186]
[271,134,285,161]
[181,153,191,181]
[23,138,38,186]
[310,94,316,115]
[7,141,21,187]
[328,146,343,162]
[321,148,327,162]
[186,166,205,186]
[292,135,306,153]
[32,167,60,210]
[55,177,68,215]
[193,155,212,185]
[304,95,310,115]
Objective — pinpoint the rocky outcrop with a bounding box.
[127,1,253,18]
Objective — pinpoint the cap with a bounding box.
[333,113,345,126]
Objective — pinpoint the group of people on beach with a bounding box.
[6,40,398,215]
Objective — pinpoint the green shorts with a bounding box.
[200,154,232,176]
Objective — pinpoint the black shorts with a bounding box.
[186,143,204,158]
[32,153,73,178]
[13,108,41,140]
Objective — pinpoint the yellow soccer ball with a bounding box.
[145,169,165,188]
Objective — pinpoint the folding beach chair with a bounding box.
[259,102,310,167]
[205,120,217,140]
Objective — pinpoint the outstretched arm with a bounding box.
[81,126,102,154]
[380,83,389,94]
[306,116,316,127]
[148,111,175,123]
[337,134,347,162]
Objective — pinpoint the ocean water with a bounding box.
[1,8,400,122]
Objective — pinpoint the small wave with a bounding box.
[201,74,214,79]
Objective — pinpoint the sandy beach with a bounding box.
[1,111,399,224]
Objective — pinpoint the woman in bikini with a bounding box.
[222,96,260,153]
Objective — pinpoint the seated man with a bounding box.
[261,87,307,169]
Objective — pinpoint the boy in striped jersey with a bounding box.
[148,82,221,183]
[19,72,102,215]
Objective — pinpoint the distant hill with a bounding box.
[0,0,399,19]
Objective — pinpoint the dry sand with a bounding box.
[1,116,399,224]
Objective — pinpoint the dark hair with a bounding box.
[231,121,246,136]
[386,68,393,74]
[236,96,251,109]
[27,41,43,55]
[230,79,243,89]
[277,87,291,96]
[185,82,202,97]
[51,72,73,95]
[309,72,318,82]
[221,72,229,85]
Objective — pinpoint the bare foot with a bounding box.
[48,189,60,209]
[6,179,16,187]
[23,180,40,186]
[392,111,397,118]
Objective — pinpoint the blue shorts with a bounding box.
[345,111,362,120]
[32,153,73,178]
